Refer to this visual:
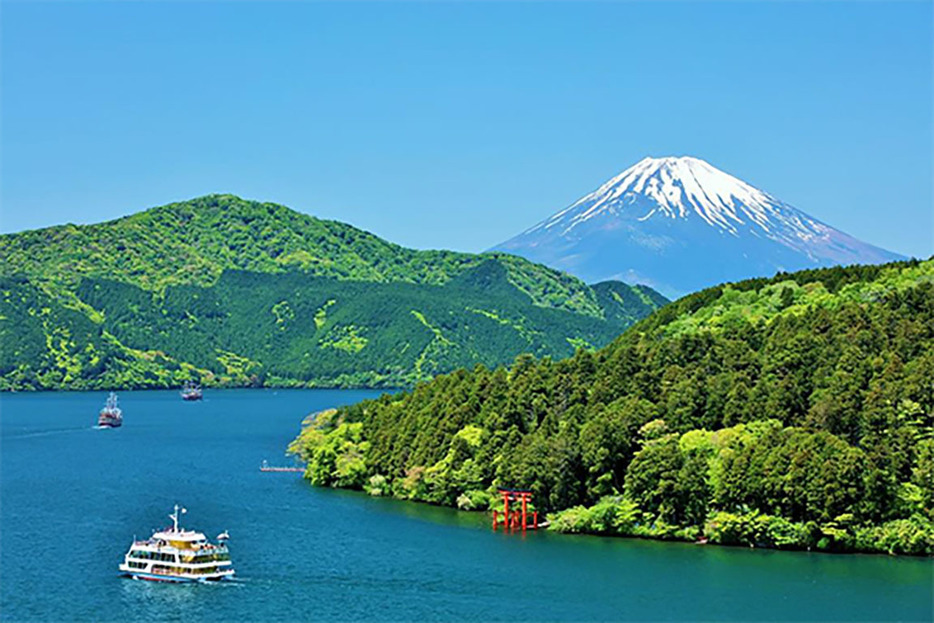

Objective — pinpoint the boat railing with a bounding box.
[132,544,228,555]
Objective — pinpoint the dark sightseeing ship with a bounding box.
[180,381,203,401]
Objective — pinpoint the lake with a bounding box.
[1,389,931,622]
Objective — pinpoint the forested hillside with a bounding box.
[0,195,665,389]
[0,194,661,317]
[289,258,934,555]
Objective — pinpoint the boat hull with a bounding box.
[121,570,234,583]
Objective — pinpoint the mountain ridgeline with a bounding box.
[0,195,666,390]
[289,258,934,555]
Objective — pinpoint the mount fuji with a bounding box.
[490,156,906,297]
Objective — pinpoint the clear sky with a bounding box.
[2,1,931,258]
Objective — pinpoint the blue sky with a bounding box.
[2,1,931,258]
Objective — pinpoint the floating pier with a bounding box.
[259,460,304,473]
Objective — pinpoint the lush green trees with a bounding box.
[0,194,666,318]
[290,258,934,555]
[0,196,665,390]
[287,409,370,488]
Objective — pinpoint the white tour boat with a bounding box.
[119,505,234,582]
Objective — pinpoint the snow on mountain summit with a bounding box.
[531,156,826,248]
[493,156,906,297]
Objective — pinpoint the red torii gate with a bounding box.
[492,488,539,532]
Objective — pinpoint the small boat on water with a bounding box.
[98,392,123,428]
[180,381,203,401]
[119,505,235,583]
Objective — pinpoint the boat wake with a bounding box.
[7,427,92,440]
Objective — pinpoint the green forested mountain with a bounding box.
[0,194,661,316]
[0,195,666,389]
[289,258,934,555]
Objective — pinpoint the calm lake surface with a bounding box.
[1,389,931,622]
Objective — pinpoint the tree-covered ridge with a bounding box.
[591,280,671,327]
[0,261,658,390]
[289,258,934,555]
[0,194,660,318]
[635,259,933,338]
[0,276,215,389]
[0,194,667,390]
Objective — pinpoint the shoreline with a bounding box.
[0,383,406,394]
[295,479,934,559]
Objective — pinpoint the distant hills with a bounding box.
[0,194,666,390]
[290,257,934,555]
[492,156,907,297]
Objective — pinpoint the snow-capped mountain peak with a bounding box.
[493,156,905,297]
[533,156,798,238]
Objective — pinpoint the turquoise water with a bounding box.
[1,390,931,622]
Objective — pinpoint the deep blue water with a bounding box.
[1,389,931,622]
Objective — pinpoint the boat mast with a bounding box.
[171,504,179,532]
